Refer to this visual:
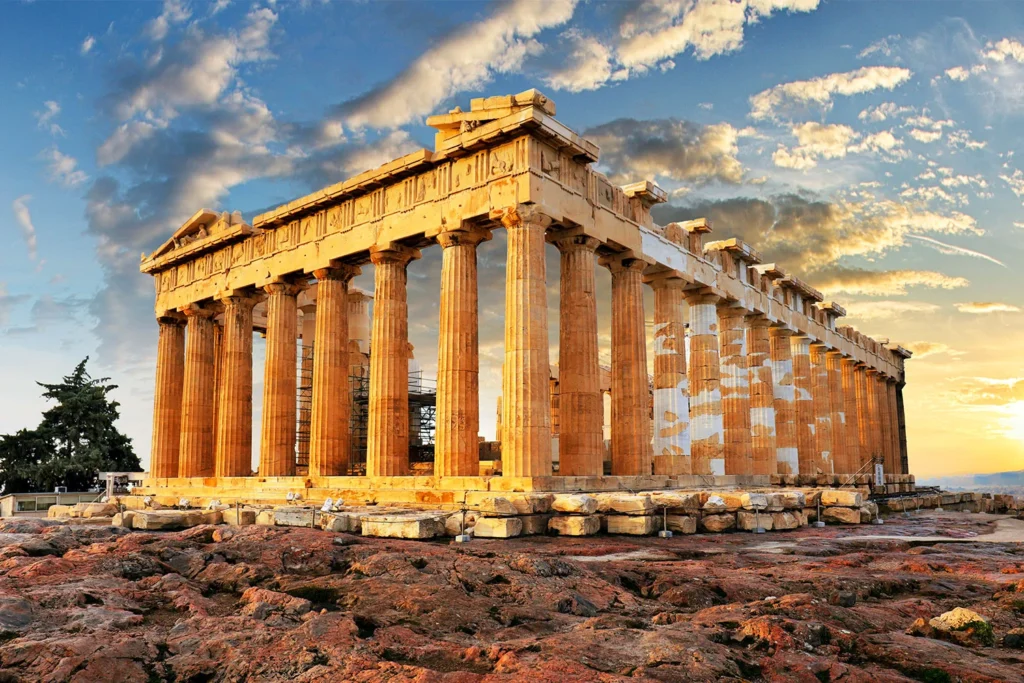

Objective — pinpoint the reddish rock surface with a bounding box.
[0,511,1023,681]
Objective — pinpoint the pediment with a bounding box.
[142,209,256,273]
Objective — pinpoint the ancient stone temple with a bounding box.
[138,89,912,507]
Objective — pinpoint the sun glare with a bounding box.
[1000,401,1024,443]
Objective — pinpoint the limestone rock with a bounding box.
[474,496,519,517]
[606,515,658,535]
[224,508,257,526]
[360,513,443,539]
[548,515,600,536]
[75,502,120,519]
[821,490,863,507]
[928,608,994,646]
[111,511,135,528]
[474,517,523,538]
[702,495,728,513]
[239,587,311,620]
[320,512,362,534]
[551,494,597,515]
[444,511,477,537]
[255,510,276,526]
[132,510,205,530]
[859,504,878,523]
[700,514,736,533]
[519,514,553,535]
[666,514,697,534]
[771,511,801,530]
[821,506,860,525]
[506,493,553,514]
[272,506,319,528]
[594,493,655,515]
[650,491,701,512]
[737,510,773,531]
[46,504,76,519]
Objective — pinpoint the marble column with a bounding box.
[876,373,895,475]
[746,315,776,476]
[854,364,874,471]
[648,275,690,474]
[790,334,816,475]
[214,294,257,478]
[435,228,490,477]
[809,342,834,475]
[896,383,909,475]
[604,253,651,476]
[554,234,603,476]
[309,265,359,477]
[260,281,302,477]
[864,368,883,468]
[840,357,861,474]
[212,321,223,464]
[686,290,725,476]
[769,327,798,475]
[151,316,185,479]
[179,304,216,478]
[718,304,753,475]
[825,351,848,474]
[296,304,316,470]
[367,245,419,477]
[500,207,553,477]
[887,380,902,475]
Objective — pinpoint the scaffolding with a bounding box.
[295,343,314,471]
[349,371,437,474]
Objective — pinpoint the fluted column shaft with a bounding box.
[686,291,724,475]
[260,282,302,477]
[151,317,185,479]
[876,374,895,474]
[212,321,224,462]
[853,364,873,470]
[604,254,651,476]
[791,335,816,475]
[746,316,776,475]
[308,265,359,477]
[554,235,603,476]
[823,351,847,474]
[367,247,419,477]
[435,229,489,477]
[887,380,902,475]
[809,343,834,475]
[179,305,216,478]
[840,358,861,474]
[718,305,752,475]
[215,295,256,477]
[769,327,798,475]
[649,277,690,473]
[296,307,316,469]
[864,368,883,468]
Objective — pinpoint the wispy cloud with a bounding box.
[11,195,38,261]
[43,147,88,187]
[35,100,64,136]
[954,302,1020,314]
[906,234,1006,267]
[749,65,913,120]
[81,35,96,55]
[843,300,940,320]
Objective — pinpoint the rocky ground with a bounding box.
[0,511,1022,682]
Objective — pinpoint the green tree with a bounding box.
[0,358,139,493]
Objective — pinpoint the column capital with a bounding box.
[809,340,830,350]
[549,232,600,254]
[157,312,186,326]
[215,288,261,308]
[436,226,492,249]
[369,243,421,266]
[313,263,361,282]
[768,324,795,338]
[599,250,650,274]
[865,367,880,376]
[262,280,307,297]
[180,303,216,319]
[715,300,748,317]
[495,203,552,231]
[839,355,859,366]
[683,287,722,306]
[745,312,771,327]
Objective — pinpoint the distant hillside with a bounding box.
[918,470,1024,492]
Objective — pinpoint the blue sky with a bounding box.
[2,0,1023,476]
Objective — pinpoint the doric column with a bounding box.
[746,315,776,475]
[308,265,359,477]
[886,380,901,475]
[864,368,883,468]
[647,274,690,474]
[896,383,909,474]
[853,364,873,471]
[790,334,815,475]
[877,373,895,475]
[686,290,724,475]
[296,304,316,470]
[553,234,603,476]
[769,326,798,475]
[602,253,651,476]
[809,342,834,475]
[260,281,303,477]
[214,294,257,478]
[179,304,216,478]
[151,316,185,479]
[824,350,847,474]
[718,304,753,475]
[500,206,553,477]
[839,357,861,474]
[366,245,419,477]
[435,227,490,477]
[212,320,223,462]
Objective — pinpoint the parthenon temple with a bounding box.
[137,89,913,507]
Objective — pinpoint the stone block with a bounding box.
[256,511,276,526]
[223,508,257,526]
[594,493,655,515]
[47,505,76,519]
[606,515,658,535]
[771,511,801,530]
[737,510,774,531]
[75,502,119,519]
[803,507,817,523]
[272,506,320,528]
[821,506,861,525]
[779,491,806,509]
[131,510,205,530]
[804,490,821,506]
[474,516,523,538]
[111,511,135,528]
[548,514,601,536]
[737,492,769,510]
[821,490,863,507]
[320,512,361,533]
[702,495,729,513]
[444,511,477,537]
[361,514,444,539]
[650,491,701,512]
[859,502,878,523]
[551,494,597,515]
[200,510,223,525]
[519,514,553,535]
[763,493,785,512]
[653,454,689,475]
[666,515,697,534]
[507,493,553,514]
[474,496,519,517]
[700,514,736,533]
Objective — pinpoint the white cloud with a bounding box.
[44,147,88,187]
[857,34,900,59]
[98,120,161,166]
[543,28,624,93]
[341,0,577,130]
[81,35,96,55]
[749,65,913,120]
[982,38,1024,63]
[906,234,1005,267]
[954,302,1021,314]
[1000,168,1024,200]
[858,101,912,122]
[772,122,904,169]
[35,100,63,136]
[11,195,38,261]
[146,0,191,41]
[945,65,970,81]
[902,341,951,359]
[909,128,942,143]
[843,300,940,320]
[1014,221,1024,230]
[815,269,969,296]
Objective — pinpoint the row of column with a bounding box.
[151,206,906,481]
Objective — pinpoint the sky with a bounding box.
[1,0,1023,478]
